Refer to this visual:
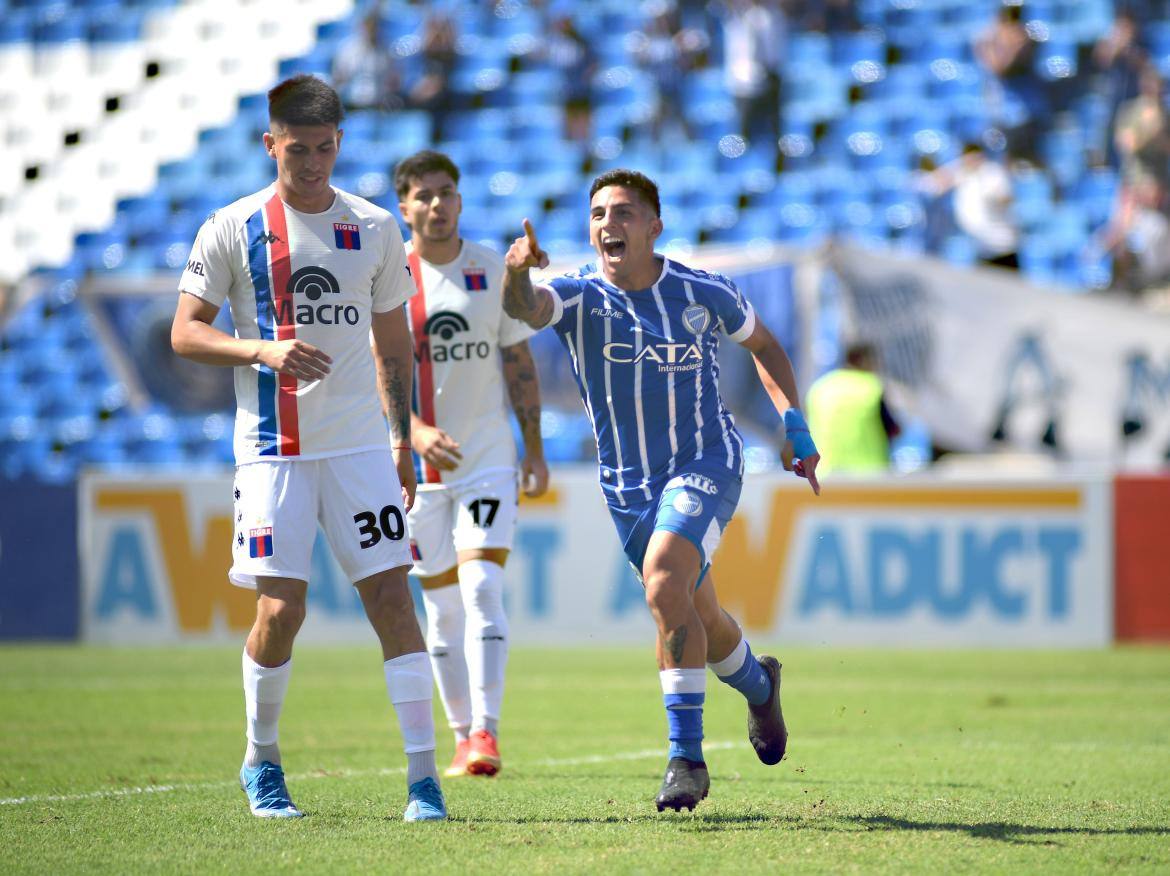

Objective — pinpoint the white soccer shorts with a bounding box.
[406,468,520,577]
[230,449,413,588]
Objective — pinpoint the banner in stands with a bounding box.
[826,244,1170,467]
[79,468,1111,647]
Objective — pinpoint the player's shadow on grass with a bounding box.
[445,813,780,827]
[850,815,1170,846]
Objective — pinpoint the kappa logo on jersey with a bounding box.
[333,222,361,250]
[463,267,488,290]
[601,341,704,373]
[665,473,719,495]
[672,492,704,517]
[253,230,282,246]
[682,304,711,334]
[271,266,360,326]
[416,310,491,363]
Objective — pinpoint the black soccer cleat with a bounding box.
[655,757,710,812]
[747,656,788,765]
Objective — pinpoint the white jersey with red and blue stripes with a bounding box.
[405,239,534,488]
[178,184,414,463]
[539,257,756,507]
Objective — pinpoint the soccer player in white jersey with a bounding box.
[501,169,821,811]
[170,75,446,822]
[393,150,549,778]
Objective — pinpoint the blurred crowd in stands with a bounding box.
[5,0,1170,483]
[325,0,1170,299]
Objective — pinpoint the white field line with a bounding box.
[0,740,741,808]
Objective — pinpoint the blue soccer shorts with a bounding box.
[605,463,742,587]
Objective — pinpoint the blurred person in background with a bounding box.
[923,142,1020,269]
[544,15,597,142]
[1100,176,1170,295]
[718,0,786,150]
[633,1,706,142]
[805,341,900,477]
[1090,7,1147,167]
[170,75,447,822]
[332,9,404,112]
[975,2,1049,164]
[409,11,458,141]
[393,150,549,780]
[501,168,820,812]
[1114,65,1170,207]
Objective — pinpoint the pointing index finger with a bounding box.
[522,217,541,253]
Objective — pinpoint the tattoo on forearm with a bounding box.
[503,272,553,327]
[381,358,411,444]
[666,625,688,664]
[502,271,535,320]
[503,344,542,448]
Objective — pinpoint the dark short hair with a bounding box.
[268,75,343,129]
[394,150,462,198]
[589,169,661,216]
[845,341,878,369]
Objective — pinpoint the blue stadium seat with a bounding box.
[787,32,830,68]
[381,111,432,150]
[1012,169,1054,229]
[1074,166,1117,228]
[707,207,777,244]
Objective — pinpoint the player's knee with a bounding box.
[466,581,504,620]
[426,605,464,647]
[258,597,306,639]
[643,568,690,615]
[460,560,505,620]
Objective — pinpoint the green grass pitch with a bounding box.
[2,645,1168,874]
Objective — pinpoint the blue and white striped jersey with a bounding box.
[540,257,757,506]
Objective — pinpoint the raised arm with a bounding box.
[740,318,820,495]
[371,306,417,510]
[171,291,332,379]
[501,339,549,497]
[502,218,555,329]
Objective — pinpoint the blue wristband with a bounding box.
[783,408,818,460]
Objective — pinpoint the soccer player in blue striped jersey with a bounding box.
[502,169,820,811]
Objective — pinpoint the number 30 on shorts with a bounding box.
[354,505,406,549]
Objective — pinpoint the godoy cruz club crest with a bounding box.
[682,304,710,334]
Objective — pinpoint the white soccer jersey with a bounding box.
[179,184,415,463]
[405,239,534,487]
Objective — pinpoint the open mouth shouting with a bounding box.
[601,235,627,260]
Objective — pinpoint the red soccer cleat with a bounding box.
[465,729,501,776]
[444,739,471,778]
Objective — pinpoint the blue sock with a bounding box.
[715,641,772,706]
[664,692,705,762]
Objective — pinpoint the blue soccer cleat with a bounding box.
[403,776,447,822]
[239,761,304,818]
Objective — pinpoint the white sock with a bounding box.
[384,652,438,785]
[707,637,748,677]
[460,559,508,735]
[421,583,472,738]
[242,650,291,767]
